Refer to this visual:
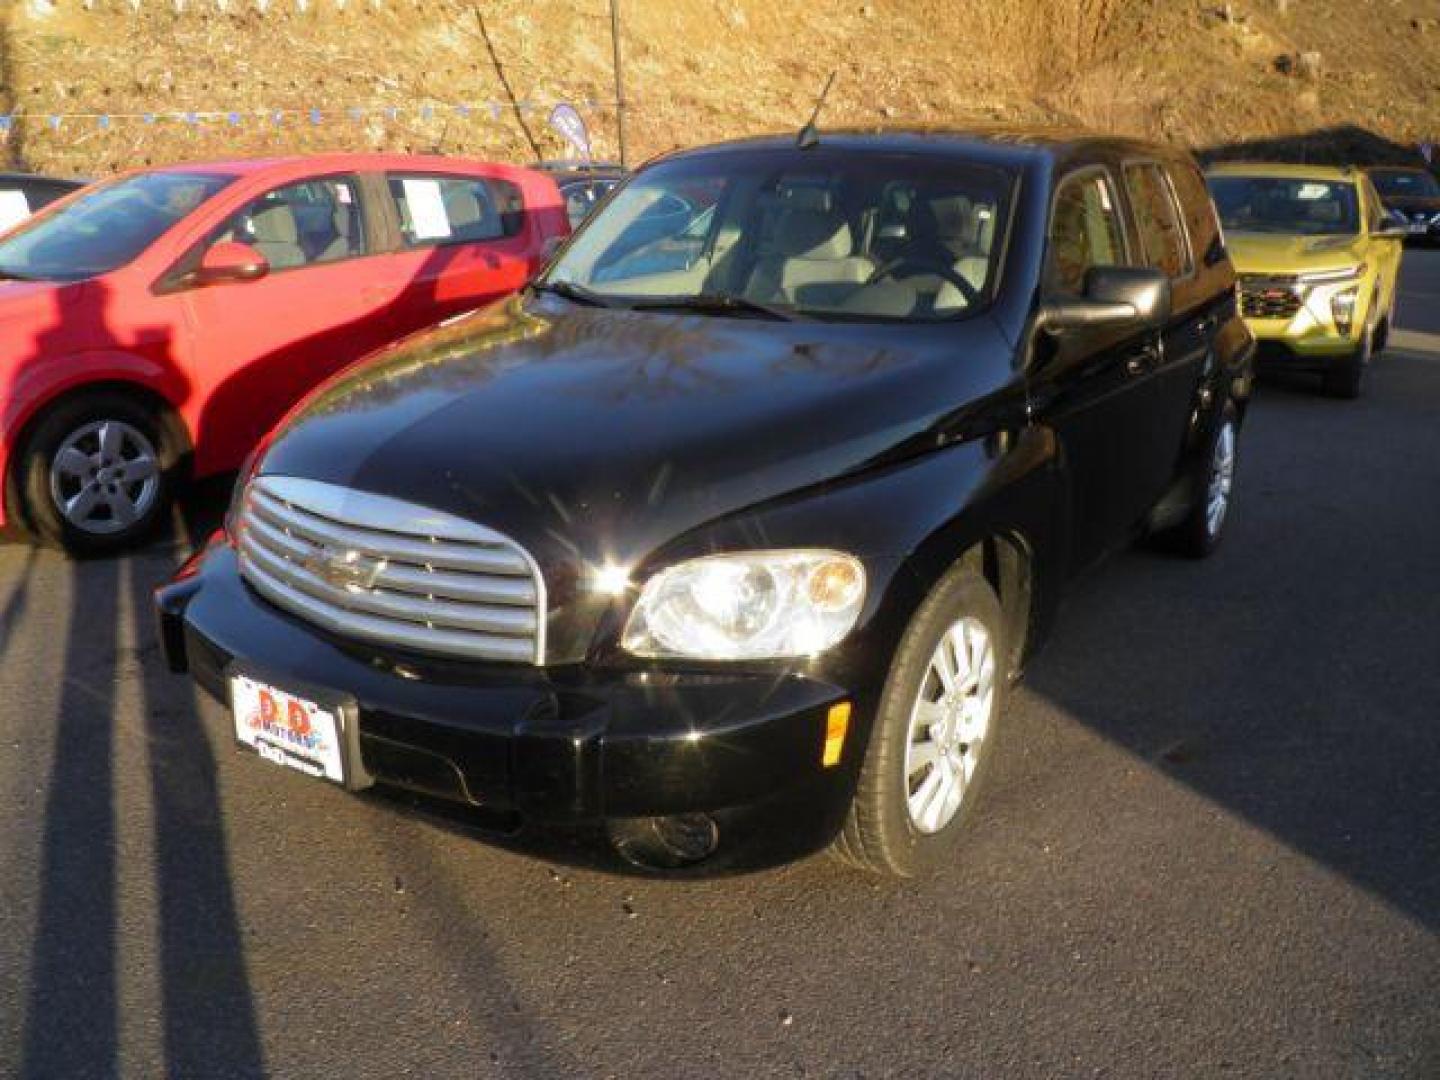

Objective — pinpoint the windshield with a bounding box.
[0,171,233,283]
[542,149,1014,322]
[1368,169,1440,199]
[1206,175,1360,237]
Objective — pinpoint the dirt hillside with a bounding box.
[2,0,1438,177]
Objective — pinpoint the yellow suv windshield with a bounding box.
[1209,176,1359,237]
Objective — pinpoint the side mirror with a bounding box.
[193,241,269,286]
[1374,212,1408,240]
[1040,266,1172,333]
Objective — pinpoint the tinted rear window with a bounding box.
[1124,163,1192,279]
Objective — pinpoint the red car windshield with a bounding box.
[0,170,233,283]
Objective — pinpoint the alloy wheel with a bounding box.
[48,419,161,536]
[1205,420,1236,540]
[903,616,997,834]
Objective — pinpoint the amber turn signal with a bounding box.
[822,702,851,768]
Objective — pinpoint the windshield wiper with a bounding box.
[0,267,40,282]
[530,280,614,308]
[629,293,801,321]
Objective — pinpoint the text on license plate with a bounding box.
[230,674,345,784]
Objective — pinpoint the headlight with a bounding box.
[621,550,866,660]
[1330,286,1359,335]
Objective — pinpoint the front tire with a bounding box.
[1323,325,1372,399]
[14,392,179,556]
[834,565,1005,877]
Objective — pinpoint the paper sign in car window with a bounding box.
[401,178,452,240]
[0,190,31,234]
[1296,183,1333,201]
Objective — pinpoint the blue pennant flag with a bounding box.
[98,115,111,130]
[309,108,322,125]
[48,115,61,130]
[228,111,242,126]
[0,115,12,132]
[143,113,157,124]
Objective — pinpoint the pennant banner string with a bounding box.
[0,98,620,131]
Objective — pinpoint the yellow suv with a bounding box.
[1205,163,1405,398]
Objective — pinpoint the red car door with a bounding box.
[173,173,398,473]
[373,169,553,339]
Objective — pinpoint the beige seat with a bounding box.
[249,204,306,269]
[747,201,874,307]
[443,186,493,241]
[318,204,359,262]
[925,194,994,312]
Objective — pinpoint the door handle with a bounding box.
[1125,344,1160,376]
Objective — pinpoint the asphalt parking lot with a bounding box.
[2,254,1438,1079]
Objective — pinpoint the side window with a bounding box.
[214,177,366,270]
[1167,163,1224,265]
[387,174,524,248]
[1047,170,1126,296]
[1124,163,1192,279]
[562,180,617,230]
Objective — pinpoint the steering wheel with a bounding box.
[866,255,980,305]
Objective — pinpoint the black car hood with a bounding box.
[259,294,1013,572]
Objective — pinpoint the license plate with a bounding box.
[230,673,347,784]
[1410,222,1428,235]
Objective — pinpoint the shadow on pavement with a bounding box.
[19,559,122,1077]
[129,552,266,1077]
[16,532,265,1077]
[1021,353,1440,932]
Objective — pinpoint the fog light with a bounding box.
[1331,287,1358,336]
[608,813,720,869]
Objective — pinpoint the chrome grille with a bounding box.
[235,475,544,664]
[1239,274,1303,320]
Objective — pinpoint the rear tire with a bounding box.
[834,564,1005,877]
[1153,402,1238,560]
[14,392,180,556]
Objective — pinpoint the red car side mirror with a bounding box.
[193,241,269,286]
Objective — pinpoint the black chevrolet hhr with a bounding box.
[157,129,1254,876]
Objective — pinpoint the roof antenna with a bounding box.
[797,71,838,150]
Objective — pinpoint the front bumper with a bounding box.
[155,539,874,871]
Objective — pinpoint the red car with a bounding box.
[0,153,567,553]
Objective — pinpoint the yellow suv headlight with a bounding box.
[1330,286,1360,335]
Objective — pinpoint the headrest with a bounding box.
[772,208,853,260]
[443,187,483,228]
[251,204,298,245]
[929,195,972,242]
